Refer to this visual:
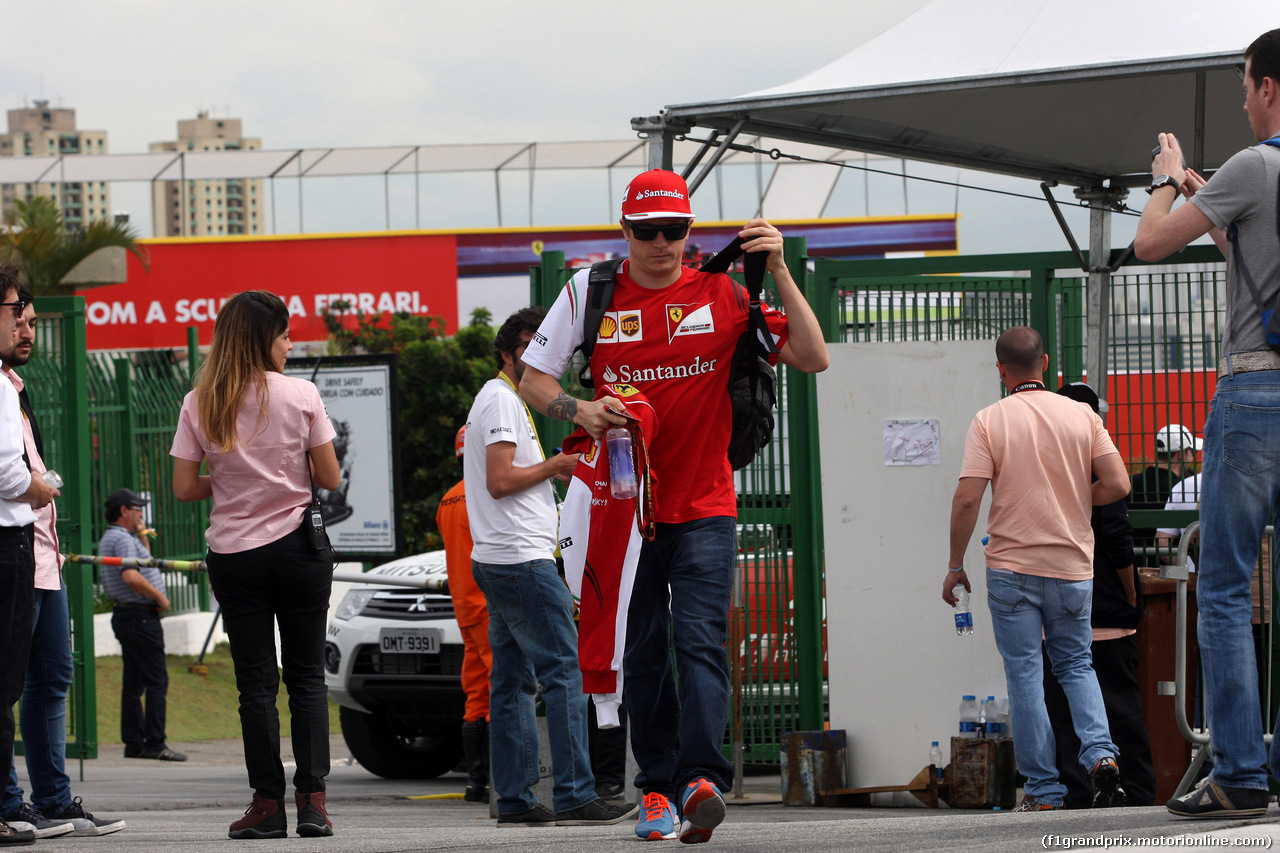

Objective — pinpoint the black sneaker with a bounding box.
[43,797,126,836]
[0,818,34,846]
[139,747,188,762]
[496,804,557,827]
[1090,756,1127,808]
[555,798,639,826]
[1167,777,1269,818]
[1,803,75,839]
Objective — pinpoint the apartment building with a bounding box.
[0,100,110,227]
[150,113,263,237]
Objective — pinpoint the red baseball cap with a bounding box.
[621,170,695,221]
[455,425,466,458]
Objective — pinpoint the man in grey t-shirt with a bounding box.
[1134,28,1280,819]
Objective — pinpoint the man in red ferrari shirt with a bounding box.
[520,169,828,843]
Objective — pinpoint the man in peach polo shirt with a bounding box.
[942,327,1131,812]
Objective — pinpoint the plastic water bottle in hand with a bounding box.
[953,584,973,635]
[605,426,638,499]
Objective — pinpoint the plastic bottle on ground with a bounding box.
[982,696,1005,738]
[929,741,944,781]
[959,695,981,738]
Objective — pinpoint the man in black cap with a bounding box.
[99,488,186,762]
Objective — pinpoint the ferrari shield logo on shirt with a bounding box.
[666,302,715,342]
[595,311,643,344]
[611,383,641,398]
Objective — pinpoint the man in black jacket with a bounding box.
[1042,383,1156,807]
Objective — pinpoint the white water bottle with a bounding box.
[605,427,638,499]
[995,696,1011,739]
[983,696,1005,738]
[929,741,944,781]
[959,695,981,738]
[953,584,973,635]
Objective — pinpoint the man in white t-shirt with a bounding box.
[463,307,636,829]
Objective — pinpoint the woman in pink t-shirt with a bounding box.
[170,291,339,840]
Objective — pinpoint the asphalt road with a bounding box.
[22,736,1280,852]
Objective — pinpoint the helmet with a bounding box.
[455,425,466,458]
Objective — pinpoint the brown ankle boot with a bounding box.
[228,794,286,839]
[295,791,333,838]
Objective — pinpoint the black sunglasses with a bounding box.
[0,300,27,317]
[628,221,690,242]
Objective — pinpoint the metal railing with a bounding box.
[1164,521,1277,798]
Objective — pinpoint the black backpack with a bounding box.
[573,237,779,471]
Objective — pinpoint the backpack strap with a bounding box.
[575,258,624,390]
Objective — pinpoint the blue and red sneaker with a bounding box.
[634,792,677,841]
[678,778,725,844]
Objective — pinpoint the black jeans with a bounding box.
[111,605,170,752]
[206,522,332,799]
[0,525,35,778]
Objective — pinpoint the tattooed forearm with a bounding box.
[547,392,579,423]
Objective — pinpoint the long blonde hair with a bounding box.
[194,291,289,452]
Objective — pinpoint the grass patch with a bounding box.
[93,643,342,744]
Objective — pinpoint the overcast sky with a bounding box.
[2,0,1149,253]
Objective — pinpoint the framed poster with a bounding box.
[284,354,403,560]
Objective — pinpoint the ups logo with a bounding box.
[620,314,641,337]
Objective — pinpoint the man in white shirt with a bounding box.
[464,307,635,828]
[0,264,60,846]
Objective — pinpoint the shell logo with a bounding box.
[598,316,618,339]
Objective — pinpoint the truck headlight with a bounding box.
[334,589,377,621]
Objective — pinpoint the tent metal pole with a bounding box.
[685,118,746,196]
[1074,185,1128,413]
[632,115,692,172]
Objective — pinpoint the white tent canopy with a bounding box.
[654,0,1273,188]
[641,0,1276,419]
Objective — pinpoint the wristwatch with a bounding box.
[1146,174,1181,195]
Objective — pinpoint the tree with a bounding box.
[322,305,495,553]
[0,196,149,296]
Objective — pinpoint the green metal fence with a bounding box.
[84,351,211,611]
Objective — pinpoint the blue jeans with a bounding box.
[1196,367,1280,791]
[624,517,735,800]
[472,557,595,815]
[3,582,73,816]
[986,569,1117,804]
